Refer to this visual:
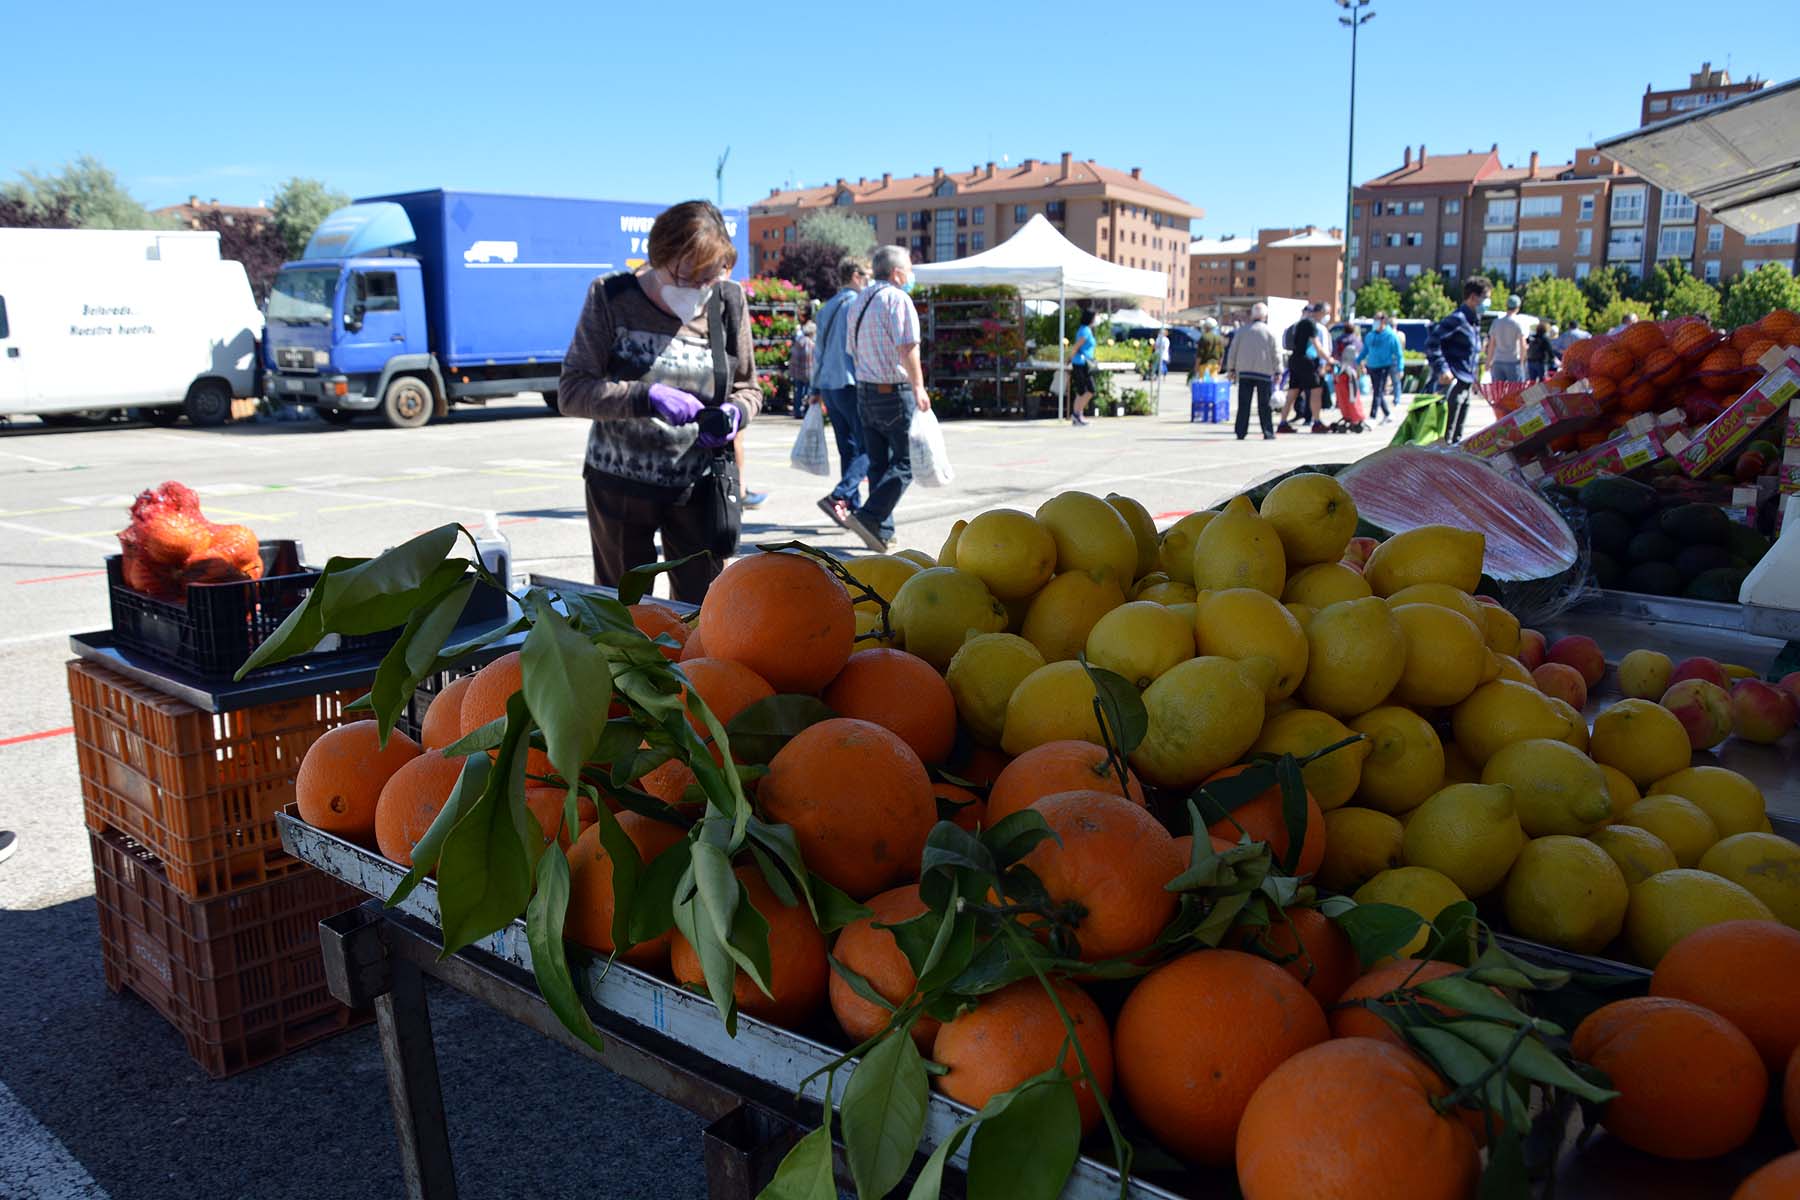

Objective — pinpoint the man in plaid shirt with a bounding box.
[840,245,931,551]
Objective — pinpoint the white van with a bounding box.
[0,229,263,426]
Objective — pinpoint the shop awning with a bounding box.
[1595,76,1800,236]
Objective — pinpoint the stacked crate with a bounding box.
[71,659,371,1077]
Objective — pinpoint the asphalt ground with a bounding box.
[0,378,1444,1198]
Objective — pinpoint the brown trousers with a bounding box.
[584,476,722,604]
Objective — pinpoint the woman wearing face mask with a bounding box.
[558,200,759,601]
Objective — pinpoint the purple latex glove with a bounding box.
[647,383,703,425]
[697,402,741,449]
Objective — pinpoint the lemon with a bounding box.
[1020,568,1127,662]
[1385,583,1487,628]
[1285,602,1317,629]
[1258,472,1359,566]
[1590,824,1678,887]
[936,519,968,567]
[1253,708,1369,810]
[1479,738,1613,836]
[1480,605,1522,657]
[1647,766,1766,838]
[1167,601,1198,628]
[1617,795,1718,867]
[1364,525,1485,596]
[1548,700,1589,752]
[1318,808,1405,892]
[890,567,1009,670]
[1697,833,1800,928]
[1624,869,1776,966]
[1129,656,1266,790]
[1085,601,1194,689]
[1281,562,1372,608]
[955,509,1058,600]
[1135,580,1198,606]
[1389,603,1491,708]
[1402,783,1525,897]
[1351,706,1445,814]
[1299,596,1405,717]
[946,633,1046,747]
[841,553,922,613]
[1000,661,1103,756]
[1130,571,1171,598]
[853,607,900,648]
[893,548,936,571]
[1589,699,1692,788]
[1442,743,1481,784]
[1193,495,1286,597]
[1036,491,1138,582]
[1195,588,1309,701]
[1157,512,1216,584]
[1106,493,1161,580]
[1450,680,1575,766]
[1353,867,1469,956]
[1598,765,1641,815]
[1493,655,1534,685]
[1503,836,1630,954]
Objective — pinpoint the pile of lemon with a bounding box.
[836,472,1798,967]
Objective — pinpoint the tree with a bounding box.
[772,241,841,302]
[1521,275,1589,331]
[1594,297,1653,332]
[1478,265,1511,297]
[1353,278,1402,318]
[1720,262,1800,329]
[271,177,350,258]
[793,209,877,258]
[0,192,73,228]
[198,210,288,304]
[1,155,165,229]
[1403,271,1454,321]
[1643,259,1720,321]
[1580,264,1626,316]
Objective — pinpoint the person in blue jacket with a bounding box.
[1424,276,1493,444]
[1356,310,1405,424]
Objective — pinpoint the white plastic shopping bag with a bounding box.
[910,407,954,487]
[789,402,831,476]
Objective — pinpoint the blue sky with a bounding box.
[6,2,1797,241]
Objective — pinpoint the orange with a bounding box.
[986,740,1145,824]
[1562,338,1597,376]
[1228,907,1360,1006]
[676,657,776,751]
[1020,792,1183,962]
[933,781,986,832]
[1788,1042,1800,1145]
[1620,320,1666,358]
[1571,996,1767,1160]
[1116,949,1328,1166]
[1236,1037,1479,1200]
[680,624,708,661]
[459,651,557,781]
[1670,320,1713,357]
[670,865,828,1028]
[1591,343,1636,380]
[1170,833,1241,876]
[698,552,854,693]
[419,674,474,750]
[1330,959,1464,1046]
[1650,919,1800,1073]
[1701,345,1742,375]
[629,601,690,661]
[373,751,466,865]
[821,648,956,764]
[759,718,935,899]
[1202,764,1326,878]
[635,757,698,811]
[955,744,1012,789]
[933,978,1114,1134]
[1735,1152,1800,1200]
[1737,338,1778,368]
[296,720,421,845]
[828,884,936,1049]
[523,785,597,849]
[565,811,688,968]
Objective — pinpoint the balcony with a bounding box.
[1606,238,1644,262]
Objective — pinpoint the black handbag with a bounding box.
[694,285,742,560]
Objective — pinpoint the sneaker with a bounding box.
[816,496,849,527]
[1311,421,1329,434]
[842,511,889,553]
[1276,422,1296,434]
[743,491,768,509]
[1262,433,1276,440]
[0,830,15,865]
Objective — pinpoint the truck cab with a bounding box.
[265,256,434,426]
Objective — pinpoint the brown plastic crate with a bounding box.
[92,829,369,1078]
[70,659,360,898]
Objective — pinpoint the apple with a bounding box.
[1532,662,1588,710]
[1340,537,1378,571]
[1548,635,1606,689]
[1669,656,1730,690]
[1661,678,1733,750]
[1618,649,1674,700]
[1730,679,1797,744]
[1517,629,1547,671]
[1780,671,1800,711]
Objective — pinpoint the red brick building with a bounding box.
[1188,227,1344,317]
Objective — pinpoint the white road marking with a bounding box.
[0,447,68,469]
[0,519,116,551]
[0,1078,110,1199]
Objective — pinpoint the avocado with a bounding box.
[1624,561,1683,596]
[1580,476,1659,518]
[1591,551,1623,590]
[1627,530,1680,565]
[1659,502,1733,546]
[1587,510,1633,557]
[1685,567,1749,603]
[1725,523,1770,566]
[1675,544,1733,580]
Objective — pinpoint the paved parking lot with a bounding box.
[0,379,1439,1198]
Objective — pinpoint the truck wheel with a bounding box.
[318,409,355,427]
[140,406,183,427]
[184,380,233,427]
[381,377,433,429]
[541,390,560,412]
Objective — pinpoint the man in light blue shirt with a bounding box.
[1356,310,1405,424]
[810,256,871,525]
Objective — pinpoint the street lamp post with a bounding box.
[1339,0,1374,321]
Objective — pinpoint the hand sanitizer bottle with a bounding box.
[474,511,512,592]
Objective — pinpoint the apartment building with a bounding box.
[1349,146,1500,291]
[749,155,1202,312]
[1188,227,1344,317]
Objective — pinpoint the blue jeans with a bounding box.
[820,386,868,505]
[854,382,915,542]
[1527,360,1549,382]
[1490,360,1525,383]
[1366,365,1398,419]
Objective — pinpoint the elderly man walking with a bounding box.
[811,256,871,525]
[842,245,930,552]
[1224,302,1281,440]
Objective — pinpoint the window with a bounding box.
[956,207,967,226]
[1013,205,1027,223]
[972,207,984,226]
[971,232,985,252]
[1444,199,1461,215]
[1578,195,1595,221]
[1483,231,1515,257]
[956,235,967,257]
[1441,261,1459,277]
[1611,187,1646,224]
[1352,204,1362,219]
[1405,263,1422,277]
[1246,259,1256,270]
[1588,155,1601,166]
[1703,259,1721,282]
[1516,263,1556,281]
[1370,259,1382,277]
[783,226,793,242]
[1371,200,1384,216]
[1705,224,1723,251]
[834,190,853,206]
[1406,232,1424,247]
[1518,229,1560,250]
[1407,201,1425,215]
[934,179,956,198]
[935,210,955,261]
[1247,276,1255,287]
[1607,229,1645,261]
[866,215,877,229]
[1485,199,1516,226]
[895,213,905,230]
[1046,201,1065,220]
[1383,264,1401,279]
[1232,259,1249,270]
[1575,261,1591,280]
[1349,235,1361,259]
[351,271,399,317]
[1657,227,1695,258]
[1649,98,1668,113]
[1661,191,1696,223]
[1742,259,1780,272]
[1621,261,1644,279]
[1443,230,1459,246]
[1746,223,1798,245]
[1520,196,1563,218]
[1576,228,1592,256]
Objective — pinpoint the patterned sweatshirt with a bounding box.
[558,273,761,497]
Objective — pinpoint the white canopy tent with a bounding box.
[911,215,1168,416]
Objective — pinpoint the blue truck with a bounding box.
[261,189,749,427]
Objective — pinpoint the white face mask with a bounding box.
[659,279,710,322]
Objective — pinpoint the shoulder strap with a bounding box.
[705,287,729,407]
[853,282,893,347]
